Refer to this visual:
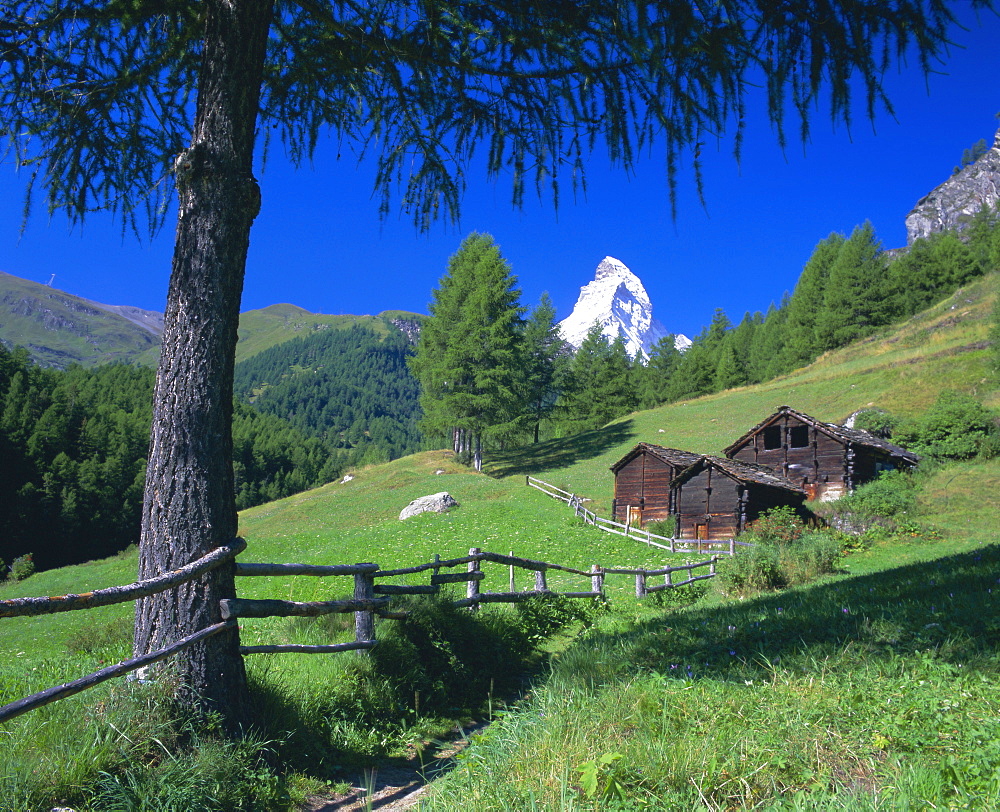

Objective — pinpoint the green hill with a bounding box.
[0,270,425,369]
[234,304,423,361]
[1,274,997,810]
[0,271,162,368]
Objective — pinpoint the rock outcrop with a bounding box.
[905,128,1000,244]
[399,492,459,520]
[557,256,690,361]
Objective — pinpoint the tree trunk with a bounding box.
[134,0,274,734]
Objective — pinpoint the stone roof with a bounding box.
[672,455,806,494]
[610,442,702,473]
[723,405,920,464]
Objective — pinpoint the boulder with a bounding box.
[399,492,459,520]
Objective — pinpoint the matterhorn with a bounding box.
[558,256,690,361]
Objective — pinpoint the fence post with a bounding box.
[729,537,736,556]
[509,550,515,592]
[534,568,548,592]
[354,566,376,647]
[710,556,717,576]
[590,565,604,597]
[665,567,673,589]
[670,536,676,553]
[467,548,481,611]
[635,571,647,598]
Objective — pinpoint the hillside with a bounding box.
[0,269,425,369]
[234,304,423,361]
[488,272,998,511]
[2,272,997,810]
[3,272,995,653]
[0,271,162,368]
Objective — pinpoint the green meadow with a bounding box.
[1,274,998,810]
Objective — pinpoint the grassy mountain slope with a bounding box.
[487,273,998,514]
[0,270,424,368]
[234,304,423,362]
[0,271,162,367]
[2,273,997,810]
[3,273,994,656]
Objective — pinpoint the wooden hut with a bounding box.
[723,405,919,501]
[670,456,807,540]
[610,443,701,528]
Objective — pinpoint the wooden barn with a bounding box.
[610,443,702,528]
[670,456,807,540]
[724,405,919,501]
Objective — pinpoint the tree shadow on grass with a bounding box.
[485,419,637,479]
[572,542,1000,686]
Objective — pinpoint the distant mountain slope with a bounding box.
[0,269,426,368]
[0,271,162,368]
[234,321,423,465]
[234,304,424,362]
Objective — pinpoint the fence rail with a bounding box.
[2,543,717,725]
[526,475,751,556]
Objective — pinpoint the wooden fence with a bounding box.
[0,544,717,725]
[526,475,752,556]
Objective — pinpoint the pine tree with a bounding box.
[782,233,846,367]
[639,335,683,408]
[521,293,569,443]
[815,222,889,350]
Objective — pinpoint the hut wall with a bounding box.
[612,453,676,526]
[744,485,807,525]
[731,416,849,500]
[673,469,741,540]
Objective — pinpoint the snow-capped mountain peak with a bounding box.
[558,256,690,361]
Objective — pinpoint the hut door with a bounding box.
[695,523,709,540]
[627,504,643,529]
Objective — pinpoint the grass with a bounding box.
[1,275,998,809]
[424,532,1000,810]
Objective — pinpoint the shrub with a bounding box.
[895,390,999,460]
[852,407,900,438]
[780,531,842,585]
[715,543,785,596]
[742,505,805,544]
[837,469,917,520]
[10,552,35,581]
[716,507,843,597]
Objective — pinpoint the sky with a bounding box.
[2,8,1000,341]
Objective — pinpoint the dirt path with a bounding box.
[302,721,487,811]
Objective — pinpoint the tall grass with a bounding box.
[425,541,1000,809]
[1,278,996,808]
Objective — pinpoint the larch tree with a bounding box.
[2,0,993,731]
[521,293,569,444]
[410,232,524,471]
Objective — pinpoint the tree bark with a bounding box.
[134,0,274,733]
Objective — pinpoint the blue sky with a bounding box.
[1,8,999,341]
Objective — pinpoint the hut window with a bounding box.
[763,426,782,450]
[789,425,809,448]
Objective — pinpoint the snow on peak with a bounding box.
[558,257,689,362]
